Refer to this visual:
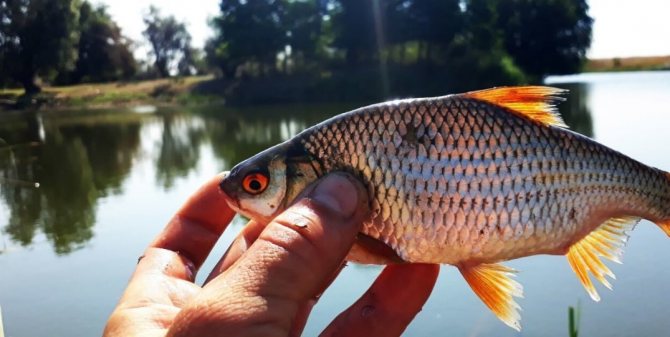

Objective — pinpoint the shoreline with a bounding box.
[1,59,669,113]
[584,55,670,72]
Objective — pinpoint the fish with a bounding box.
[218,86,670,330]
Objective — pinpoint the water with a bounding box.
[1,71,669,336]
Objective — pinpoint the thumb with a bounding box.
[168,172,370,337]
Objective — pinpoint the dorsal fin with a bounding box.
[566,216,640,301]
[464,86,569,128]
[459,263,523,331]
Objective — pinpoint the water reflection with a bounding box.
[1,113,142,254]
[155,114,206,189]
[555,82,594,137]
[202,104,351,166]
[0,93,593,254]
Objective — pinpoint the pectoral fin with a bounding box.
[459,263,523,331]
[566,216,640,301]
[346,233,406,264]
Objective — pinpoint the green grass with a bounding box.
[568,302,581,337]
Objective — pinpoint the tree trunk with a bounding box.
[21,72,41,95]
[156,58,170,78]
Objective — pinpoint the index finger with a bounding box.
[149,172,236,271]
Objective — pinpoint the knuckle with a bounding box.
[263,209,324,267]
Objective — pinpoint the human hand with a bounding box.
[103,172,440,337]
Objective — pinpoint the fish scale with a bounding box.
[295,95,668,265]
[219,86,670,329]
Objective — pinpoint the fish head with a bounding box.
[219,141,320,223]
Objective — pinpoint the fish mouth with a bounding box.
[218,171,241,210]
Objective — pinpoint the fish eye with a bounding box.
[242,172,269,195]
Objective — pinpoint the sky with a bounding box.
[95,0,670,60]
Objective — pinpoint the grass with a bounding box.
[568,302,581,337]
[0,75,216,111]
[584,55,670,72]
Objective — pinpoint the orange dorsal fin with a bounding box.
[459,263,523,331]
[566,216,640,301]
[464,86,568,128]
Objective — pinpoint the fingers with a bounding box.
[150,172,236,276]
[203,219,265,284]
[117,248,201,309]
[167,172,370,337]
[105,173,235,337]
[320,264,440,337]
[105,249,202,337]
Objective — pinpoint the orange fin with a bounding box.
[657,219,670,237]
[566,216,640,301]
[459,263,523,331]
[464,86,568,128]
[347,234,406,264]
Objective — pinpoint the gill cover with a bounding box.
[238,156,287,219]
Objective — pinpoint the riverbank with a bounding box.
[0,75,222,112]
[2,57,669,112]
[0,64,525,111]
[584,55,670,72]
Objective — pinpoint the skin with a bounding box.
[104,172,440,337]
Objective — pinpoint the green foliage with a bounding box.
[282,0,323,71]
[494,0,593,79]
[207,0,286,77]
[0,0,594,103]
[142,6,194,78]
[58,2,137,84]
[205,0,592,104]
[0,0,81,93]
[330,0,377,66]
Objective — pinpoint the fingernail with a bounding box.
[310,173,360,218]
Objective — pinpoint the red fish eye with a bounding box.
[242,173,269,195]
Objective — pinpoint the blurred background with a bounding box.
[1,1,669,336]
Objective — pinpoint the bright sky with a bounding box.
[95,0,670,60]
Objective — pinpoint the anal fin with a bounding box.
[566,216,640,301]
[657,219,670,237]
[459,263,523,331]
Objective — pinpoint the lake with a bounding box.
[1,71,669,336]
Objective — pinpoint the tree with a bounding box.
[282,0,323,70]
[0,0,81,94]
[399,0,464,63]
[62,1,136,84]
[444,0,527,91]
[495,0,593,79]
[208,0,286,78]
[330,0,377,66]
[142,6,194,78]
